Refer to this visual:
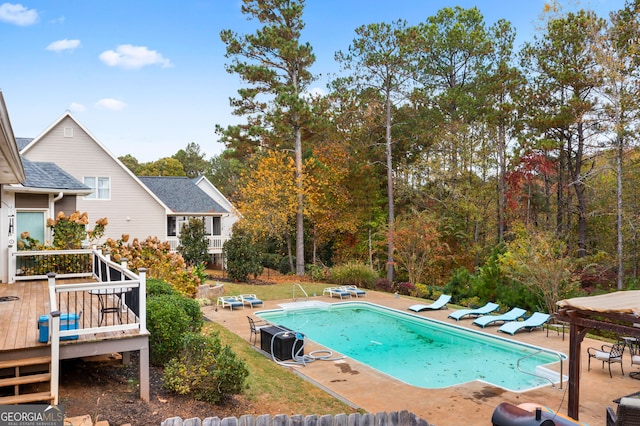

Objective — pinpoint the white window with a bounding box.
[84,176,111,200]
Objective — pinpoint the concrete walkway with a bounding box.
[202,291,640,425]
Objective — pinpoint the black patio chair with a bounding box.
[587,342,625,378]
[247,316,268,346]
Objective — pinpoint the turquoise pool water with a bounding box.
[256,302,566,392]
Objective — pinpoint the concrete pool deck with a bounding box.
[202,291,640,425]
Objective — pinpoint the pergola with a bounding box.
[556,291,640,421]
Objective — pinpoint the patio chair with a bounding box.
[588,342,625,378]
[247,316,269,346]
[447,302,499,321]
[497,312,550,335]
[472,307,527,328]
[323,287,351,299]
[408,294,452,312]
[628,338,640,379]
[342,285,367,298]
[607,397,640,426]
[240,294,263,308]
[217,296,244,311]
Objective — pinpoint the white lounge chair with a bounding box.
[323,287,351,299]
[343,285,367,298]
[217,296,244,311]
[497,312,551,335]
[472,307,527,328]
[240,294,263,308]
[447,302,499,321]
[408,294,451,312]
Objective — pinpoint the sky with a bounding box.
[0,0,628,163]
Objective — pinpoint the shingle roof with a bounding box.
[22,157,90,190]
[16,137,33,151]
[137,176,227,213]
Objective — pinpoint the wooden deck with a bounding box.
[0,280,146,358]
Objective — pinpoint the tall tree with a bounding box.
[221,0,315,276]
[597,3,640,288]
[173,142,210,178]
[335,20,415,282]
[520,10,606,257]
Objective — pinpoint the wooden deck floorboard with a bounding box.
[0,280,143,354]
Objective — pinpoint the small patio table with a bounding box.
[89,287,132,326]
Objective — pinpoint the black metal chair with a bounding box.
[247,316,268,346]
[587,342,625,377]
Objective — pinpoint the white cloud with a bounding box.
[68,102,86,112]
[0,3,38,26]
[98,44,173,70]
[49,15,64,24]
[95,98,127,111]
[46,39,81,52]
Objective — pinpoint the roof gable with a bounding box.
[20,111,169,210]
[138,176,228,214]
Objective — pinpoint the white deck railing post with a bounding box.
[138,268,147,333]
[47,272,60,405]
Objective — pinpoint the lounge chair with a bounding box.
[323,287,351,299]
[240,294,263,308]
[497,312,551,335]
[408,294,452,312]
[343,285,367,298]
[217,296,244,311]
[447,302,499,321]
[472,307,527,328]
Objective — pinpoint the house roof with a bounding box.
[16,138,33,151]
[138,176,228,214]
[21,158,91,192]
[0,90,25,184]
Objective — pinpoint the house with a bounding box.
[14,112,236,273]
[138,175,235,266]
[0,93,148,405]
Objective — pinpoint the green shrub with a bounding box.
[163,332,248,404]
[147,294,192,365]
[279,255,294,275]
[261,253,283,270]
[147,279,178,297]
[177,218,209,266]
[306,264,327,281]
[177,296,204,333]
[223,231,263,282]
[329,263,377,289]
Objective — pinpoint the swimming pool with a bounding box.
[255,302,566,392]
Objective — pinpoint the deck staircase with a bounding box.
[0,356,53,404]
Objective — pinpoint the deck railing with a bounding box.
[45,248,147,404]
[10,249,94,282]
[167,235,228,253]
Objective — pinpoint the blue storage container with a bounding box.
[37,313,80,343]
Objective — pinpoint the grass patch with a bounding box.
[212,281,337,302]
[203,321,353,415]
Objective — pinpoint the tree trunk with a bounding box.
[294,124,305,276]
[616,136,624,289]
[385,87,395,283]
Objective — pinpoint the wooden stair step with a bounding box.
[0,391,53,405]
[0,372,51,387]
[0,356,51,370]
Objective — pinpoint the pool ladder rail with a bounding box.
[292,283,309,302]
[517,350,564,390]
